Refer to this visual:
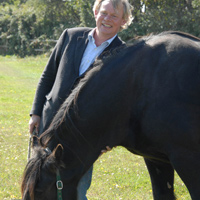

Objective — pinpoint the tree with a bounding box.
[0,0,200,56]
[120,0,200,41]
[78,0,96,27]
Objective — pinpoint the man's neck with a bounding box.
[93,29,114,47]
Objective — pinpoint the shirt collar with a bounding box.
[88,28,117,46]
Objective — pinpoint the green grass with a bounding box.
[0,55,190,199]
[0,55,47,199]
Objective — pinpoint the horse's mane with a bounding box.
[128,31,200,45]
[39,78,88,148]
[21,147,52,199]
[163,31,200,41]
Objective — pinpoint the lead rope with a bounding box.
[27,128,37,160]
[56,169,63,200]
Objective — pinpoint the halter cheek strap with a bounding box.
[44,148,63,200]
[56,169,63,200]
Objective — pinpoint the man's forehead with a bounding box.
[100,0,123,13]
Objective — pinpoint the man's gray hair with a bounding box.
[93,0,133,30]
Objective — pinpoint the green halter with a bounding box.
[44,147,63,200]
[56,169,63,200]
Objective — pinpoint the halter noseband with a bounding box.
[44,147,63,200]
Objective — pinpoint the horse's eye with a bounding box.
[35,188,44,195]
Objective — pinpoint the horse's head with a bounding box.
[21,144,70,200]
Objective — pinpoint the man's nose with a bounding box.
[104,15,112,21]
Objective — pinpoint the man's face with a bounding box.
[95,0,126,39]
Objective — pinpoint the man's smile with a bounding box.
[102,23,112,28]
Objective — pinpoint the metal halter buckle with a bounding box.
[56,180,63,190]
[44,147,52,155]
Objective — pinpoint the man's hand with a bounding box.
[99,146,112,156]
[29,115,41,134]
[101,146,112,154]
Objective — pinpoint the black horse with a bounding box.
[21,31,200,200]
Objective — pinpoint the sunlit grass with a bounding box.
[88,147,190,200]
[0,55,190,199]
[0,55,47,199]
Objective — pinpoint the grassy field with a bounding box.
[0,55,191,199]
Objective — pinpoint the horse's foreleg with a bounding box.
[144,158,176,200]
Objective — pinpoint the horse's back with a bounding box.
[128,31,200,155]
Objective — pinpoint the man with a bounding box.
[29,0,133,199]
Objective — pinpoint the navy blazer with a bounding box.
[30,27,125,133]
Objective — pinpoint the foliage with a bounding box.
[0,0,200,56]
[0,4,38,56]
[78,0,96,27]
[119,0,200,41]
[192,0,200,7]
[0,0,81,57]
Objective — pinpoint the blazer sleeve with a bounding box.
[30,29,70,116]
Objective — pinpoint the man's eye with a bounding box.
[101,12,107,15]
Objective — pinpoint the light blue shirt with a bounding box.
[79,29,117,76]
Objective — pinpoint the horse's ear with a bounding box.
[38,136,45,147]
[53,144,63,161]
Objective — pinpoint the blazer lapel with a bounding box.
[106,36,124,50]
[74,30,90,75]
